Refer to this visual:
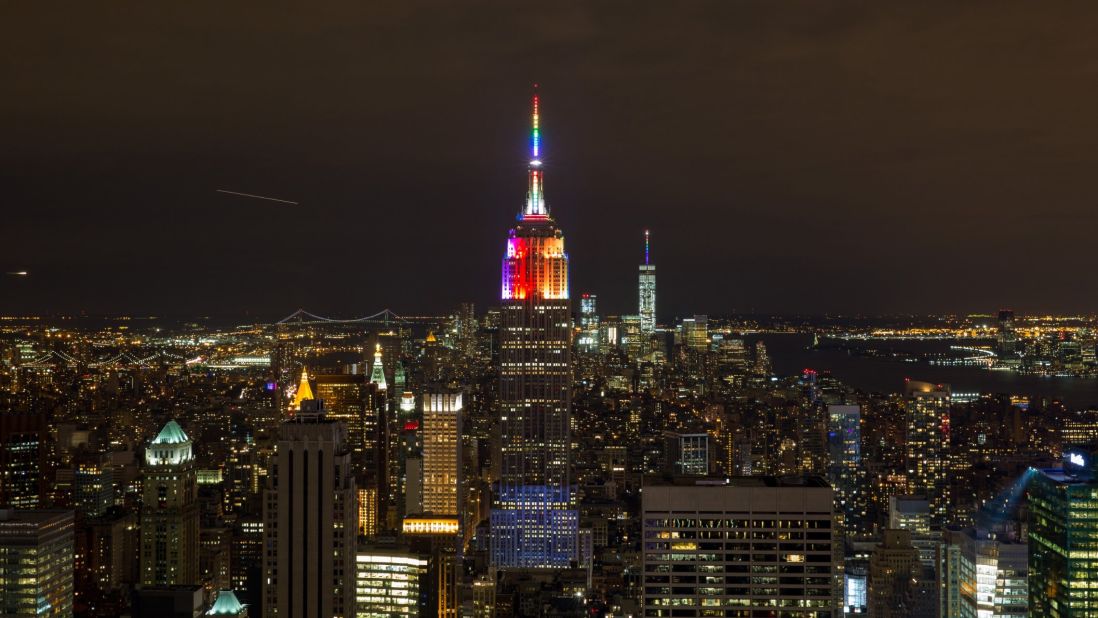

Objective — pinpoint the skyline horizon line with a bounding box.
[0,307,1088,324]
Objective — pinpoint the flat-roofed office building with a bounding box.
[641,476,836,617]
[0,509,74,617]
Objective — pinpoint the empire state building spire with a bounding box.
[523,85,548,218]
[493,85,577,569]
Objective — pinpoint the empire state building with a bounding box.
[490,87,578,568]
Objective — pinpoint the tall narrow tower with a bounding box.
[140,420,199,585]
[638,229,656,335]
[422,391,462,517]
[905,380,951,527]
[262,400,357,618]
[491,86,577,568]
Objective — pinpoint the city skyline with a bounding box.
[7,2,1098,317]
[6,4,1098,616]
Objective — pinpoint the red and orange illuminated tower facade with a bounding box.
[491,87,578,568]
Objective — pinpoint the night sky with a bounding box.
[5,2,1098,319]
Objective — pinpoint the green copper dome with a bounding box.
[206,590,245,615]
[152,419,190,445]
[146,420,194,466]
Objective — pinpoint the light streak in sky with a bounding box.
[216,189,299,205]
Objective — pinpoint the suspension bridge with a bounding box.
[273,308,444,326]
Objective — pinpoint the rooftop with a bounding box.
[151,420,189,445]
[646,475,830,488]
[206,590,245,615]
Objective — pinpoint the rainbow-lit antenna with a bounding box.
[645,229,650,265]
[524,84,547,218]
[531,84,541,162]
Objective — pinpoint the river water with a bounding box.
[749,333,1098,409]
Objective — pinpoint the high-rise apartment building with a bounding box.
[827,405,865,532]
[638,229,656,335]
[641,476,837,616]
[140,420,199,586]
[905,380,951,526]
[262,400,356,618]
[422,392,462,517]
[491,87,577,569]
[0,509,74,617]
[1029,449,1098,617]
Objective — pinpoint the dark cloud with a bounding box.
[3,1,1097,318]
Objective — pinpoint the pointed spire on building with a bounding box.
[370,344,388,391]
[290,367,313,411]
[645,229,650,265]
[523,84,548,219]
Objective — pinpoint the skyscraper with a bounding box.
[904,380,951,526]
[491,87,577,569]
[827,404,866,532]
[0,509,74,617]
[638,229,656,335]
[140,420,199,586]
[0,412,47,509]
[578,294,599,353]
[422,391,462,517]
[1029,449,1098,617]
[262,400,356,618]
